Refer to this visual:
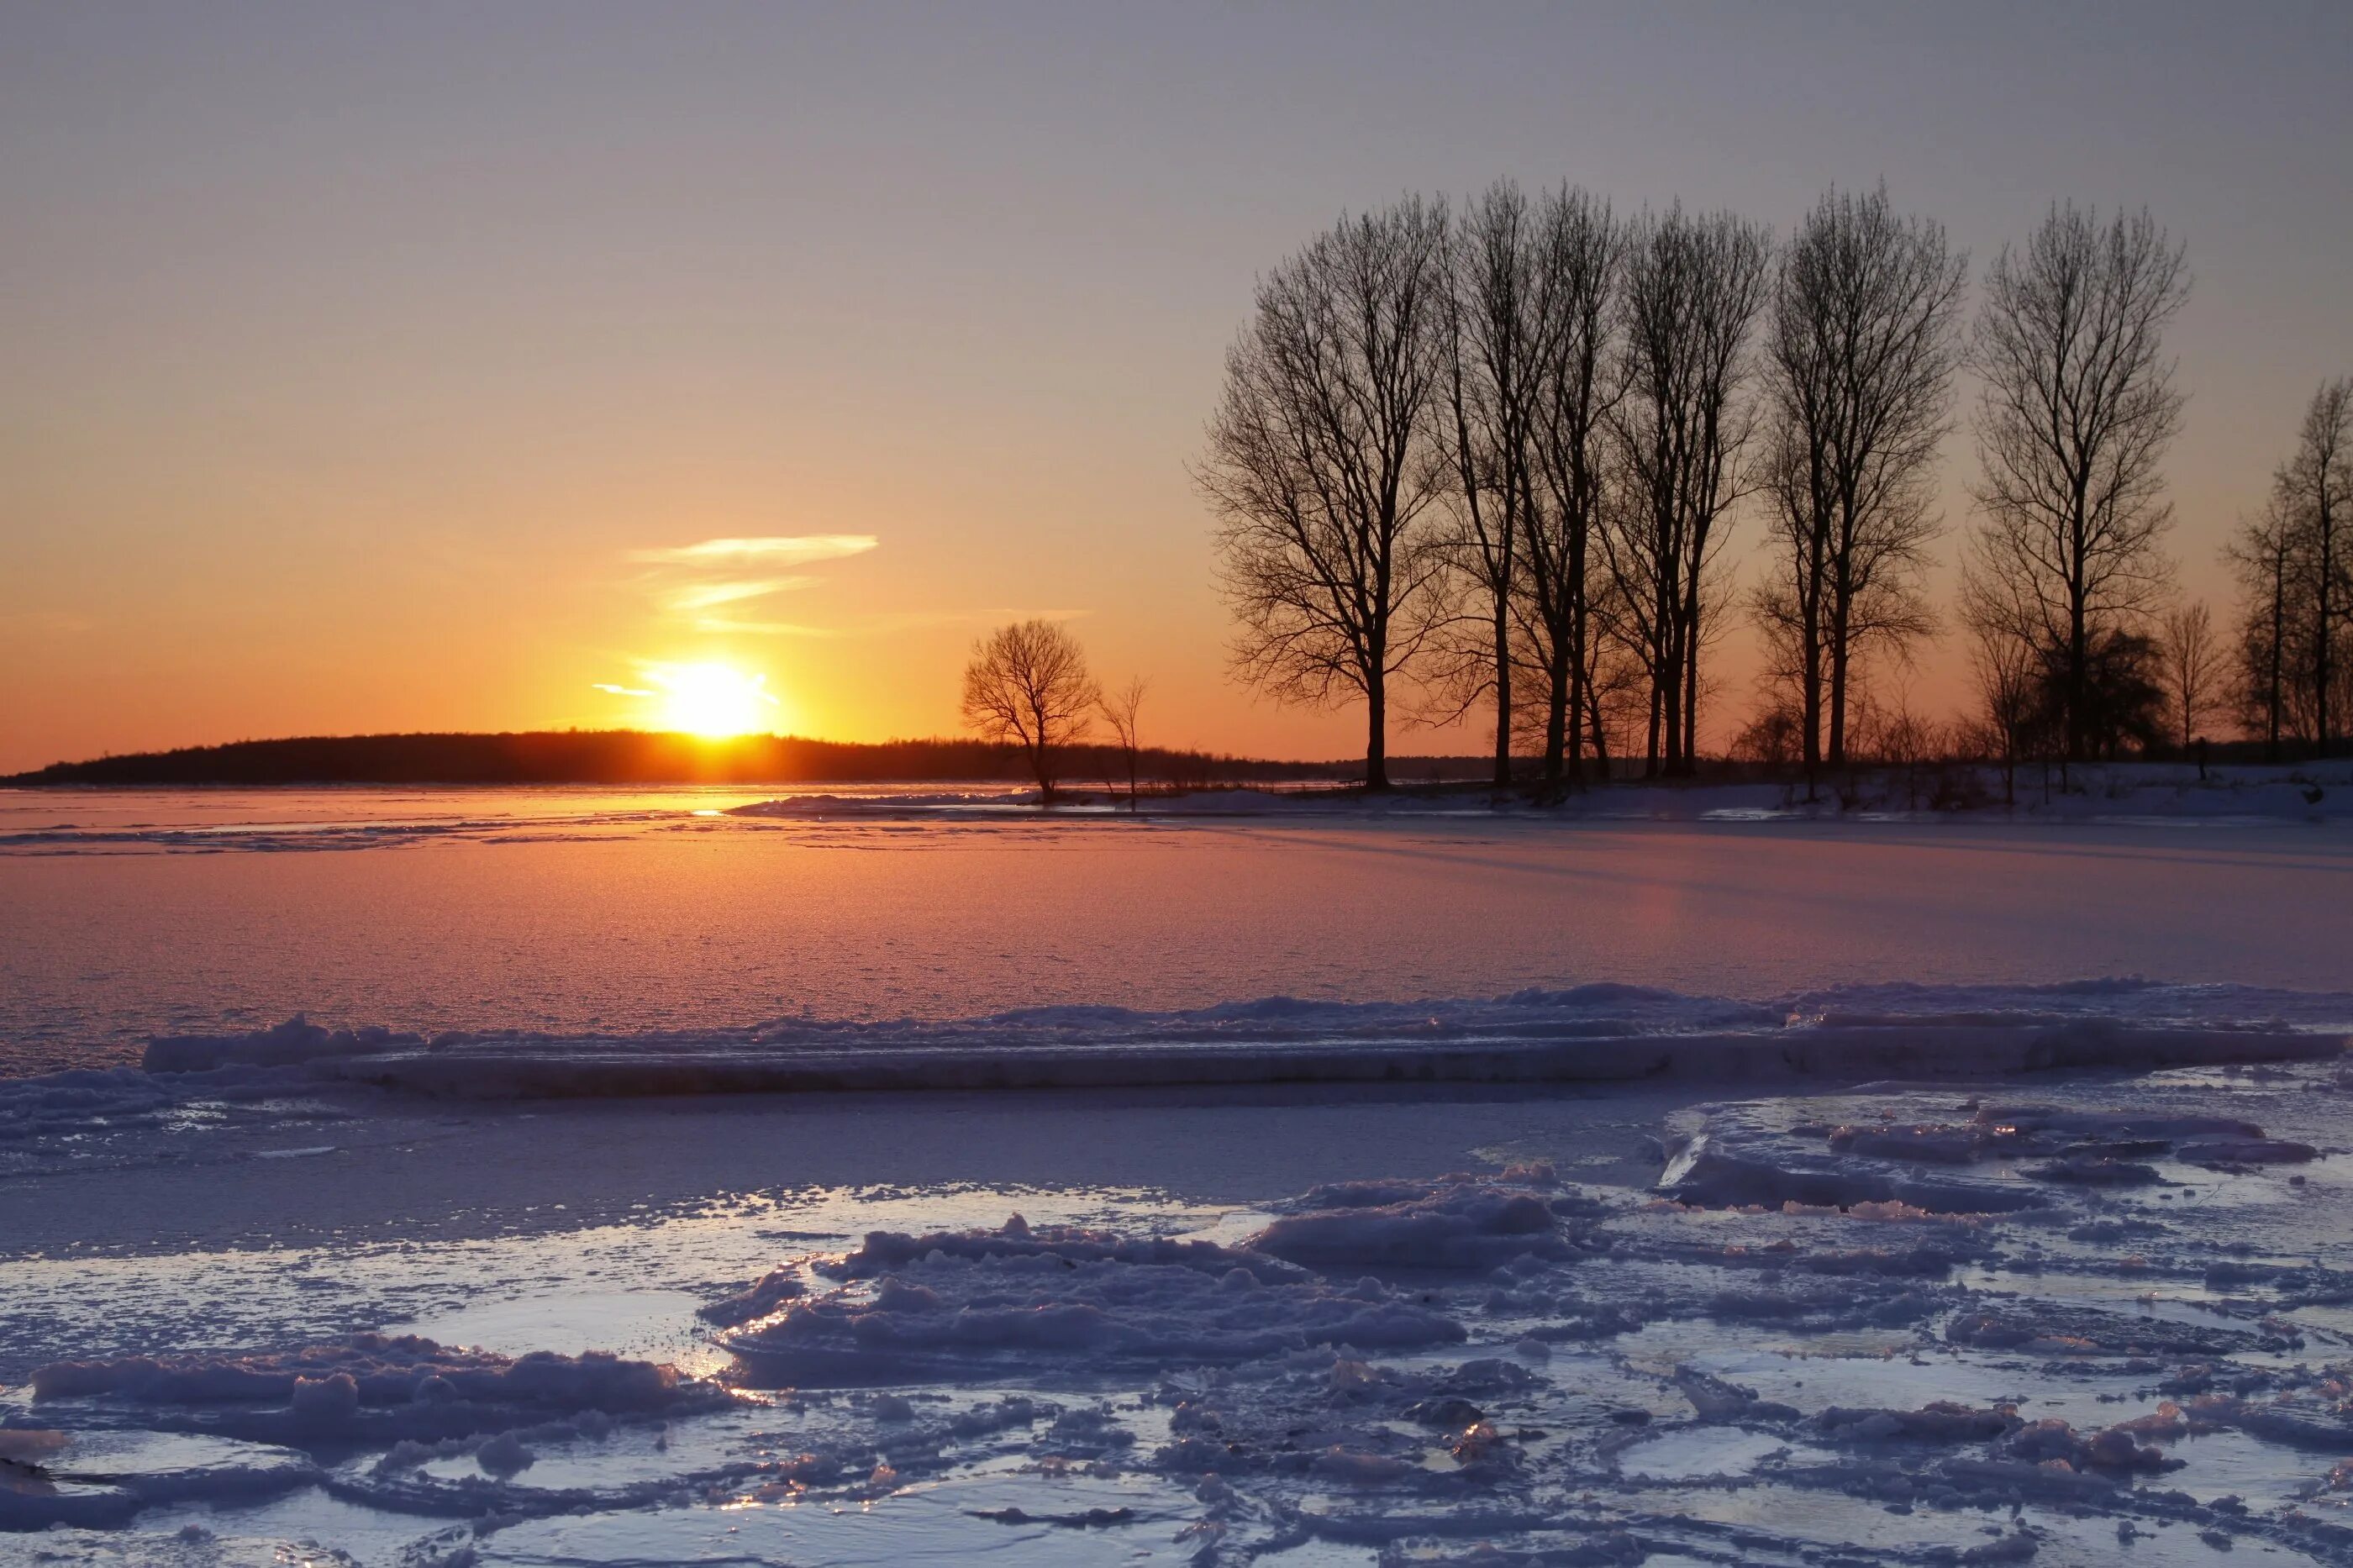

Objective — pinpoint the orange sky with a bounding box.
[4,6,2350,774]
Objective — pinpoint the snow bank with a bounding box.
[141,1017,423,1075]
[723,761,2353,823]
[82,979,2344,1110]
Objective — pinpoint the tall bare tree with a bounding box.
[1754,185,1966,789]
[1434,182,1546,787]
[960,618,1099,797]
[1964,203,2190,764]
[1519,187,1624,788]
[1200,198,1453,791]
[1603,205,1771,775]
[2274,377,2352,755]
[2157,600,2223,750]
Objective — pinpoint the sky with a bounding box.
[3,2,2350,772]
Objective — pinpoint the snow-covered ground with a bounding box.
[5,789,2353,1564]
[5,780,2351,1077]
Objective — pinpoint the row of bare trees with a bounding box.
[1201,183,2345,790]
[2229,380,2353,760]
[1199,187,1792,790]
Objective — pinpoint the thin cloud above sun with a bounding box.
[661,576,818,614]
[628,535,877,566]
[627,534,881,634]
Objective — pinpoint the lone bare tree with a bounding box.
[1200,198,1452,791]
[1964,203,2190,765]
[961,618,1099,797]
[2157,600,2222,750]
[1098,676,1149,808]
[1754,185,1965,790]
[1603,205,1771,775]
[2274,378,2352,755]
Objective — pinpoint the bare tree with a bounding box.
[1434,182,1545,788]
[1200,198,1453,791]
[1754,185,1965,791]
[2226,497,2298,760]
[1519,187,1624,789]
[2157,600,2223,750]
[2274,377,2352,756]
[1964,203,2190,764]
[1098,676,1149,808]
[961,618,1099,797]
[1603,205,1771,775]
[1968,618,2041,808]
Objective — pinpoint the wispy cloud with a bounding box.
[695,608,1093,638]
[662,576,816,614]
[628,535,877,566]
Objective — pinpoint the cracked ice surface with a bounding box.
[11,1049,2353,1565]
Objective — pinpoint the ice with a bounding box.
[0,1433,318,1531]
[5,978,2317,1134]
[29,1334,728,1444]
[13,786,2353,1088]
[13,960,2353,1562]
[1659,1095,2333,1216]
[724,1215,1466,1386]
[1250,1169,1582,1270]
[4,1527,361,1566]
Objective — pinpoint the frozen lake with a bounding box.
[3,784,2350,1074]
[6,785,2353,1565]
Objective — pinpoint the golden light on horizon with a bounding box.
[645,661,783,738]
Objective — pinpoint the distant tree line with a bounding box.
[1194,181,2350,792]
[6,729,1328,789]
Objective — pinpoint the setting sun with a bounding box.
[648,662,781,738]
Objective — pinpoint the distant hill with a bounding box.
[2,730,1362,787]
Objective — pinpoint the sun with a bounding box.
[648,662,781,738]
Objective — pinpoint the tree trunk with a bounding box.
[1801,630,1823,794]
[2268,558,2287,763]
[1587,681,1610,778]
[1541,648,1568,786]
[1680,583,1703,776]
[1645,679,1662,777]
[1566,535,1588,788]
[1491,602,1513,788]
[1365,676,1390,791]
[2319,499,2335,759]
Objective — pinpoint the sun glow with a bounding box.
[646,662,782,738]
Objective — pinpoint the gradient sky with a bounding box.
[3,3,2349,772]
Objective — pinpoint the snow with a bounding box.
[28,1334,728,1445]
[33,979,2322,1118]
[12,785,2353,1086]
[11,792,2353,1563]
[13,1059,2353,1563]
[723,1214,1467,1386]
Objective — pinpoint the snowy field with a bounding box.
[4,783,2353,1565]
